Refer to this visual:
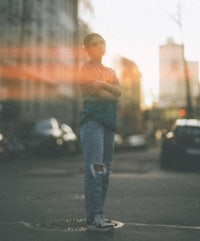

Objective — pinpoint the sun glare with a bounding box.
[92,0,200,109]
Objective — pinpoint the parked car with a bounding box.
[0,126,27,159]
[60,123,79,154]
[17,118,64,156]
[160,119,200,170]
[124,134,148,150]
[114,134,124,151]
[17,118,79,156]
[0,133,9,160]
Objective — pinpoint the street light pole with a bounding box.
[181,44,193,118]
[171,1,193,118]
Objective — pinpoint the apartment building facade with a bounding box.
[0,0,93,132]
[159,38,199,112]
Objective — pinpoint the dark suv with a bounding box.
[160,119,200,170]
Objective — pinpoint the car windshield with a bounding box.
[35,119,59,132]
[35,122,52,131]
[175,126,200,136]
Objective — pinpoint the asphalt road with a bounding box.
[0,147,200,241]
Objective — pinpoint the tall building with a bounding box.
[118,57,143,136]
[0,0,93,131]
[159,38,199,110]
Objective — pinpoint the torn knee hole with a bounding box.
[91,163,106,177]
[94,164,103,172]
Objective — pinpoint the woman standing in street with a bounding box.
[79,33,121,232]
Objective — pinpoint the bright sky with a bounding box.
[88,0,200,106]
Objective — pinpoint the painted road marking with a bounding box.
[126,222,200,231]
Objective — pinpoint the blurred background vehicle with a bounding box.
[60,123,79,154]
[0,129,26,160]
[160,119,200,170]
[17,118,63,156]
[124,134,148,150]
[17,118,78,156]
[0,132,9,160]
[114,134,124,151]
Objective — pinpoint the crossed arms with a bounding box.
[80,65,121,101]
[89,80,121,101]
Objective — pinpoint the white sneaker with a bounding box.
[86,214,114,232]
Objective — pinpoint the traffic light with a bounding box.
[179,108,186,117]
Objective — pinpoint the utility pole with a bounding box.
[171,1,193,118]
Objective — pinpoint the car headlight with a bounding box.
[56,138,63,145]
[166,132,174,139]
[63,133,77,141]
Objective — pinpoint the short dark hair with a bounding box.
[83,33,105,47]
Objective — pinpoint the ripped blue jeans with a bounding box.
[80,121,115,219]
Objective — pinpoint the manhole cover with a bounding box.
[31,218,124,232]
[32,218,86,232]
